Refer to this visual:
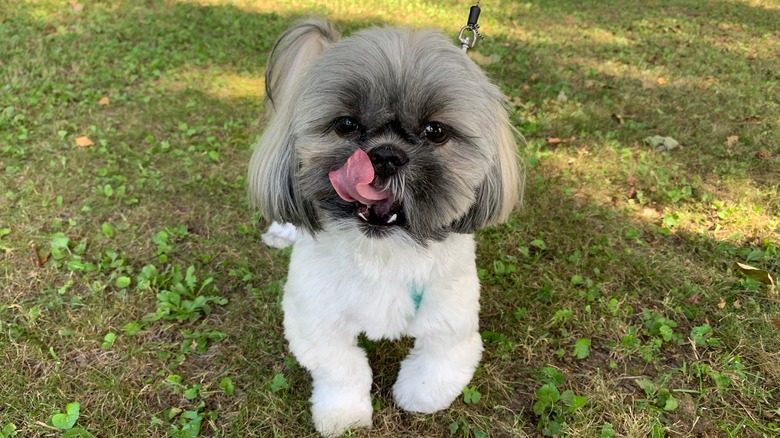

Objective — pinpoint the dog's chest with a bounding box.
[288,230,476,340]
[329,242,438,339]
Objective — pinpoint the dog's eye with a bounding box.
[333,117,360,136]
[421,122,450,144]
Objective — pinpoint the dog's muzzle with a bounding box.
[328,148,405,227]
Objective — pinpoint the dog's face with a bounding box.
[249,20,521,243]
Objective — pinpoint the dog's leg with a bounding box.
[392,276,483,413]
[392,331,483,413]
[283,311,373,436]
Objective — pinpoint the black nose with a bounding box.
[369,145,409,178]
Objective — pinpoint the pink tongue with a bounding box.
[328,149,390,205]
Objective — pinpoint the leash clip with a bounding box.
[458,1,484,52]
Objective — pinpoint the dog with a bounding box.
[248,18,522,436]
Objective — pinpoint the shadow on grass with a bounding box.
[2,0,779,436]
[484,0,779,189]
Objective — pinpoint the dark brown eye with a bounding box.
[421,122,450,144]
[333,116,359,136]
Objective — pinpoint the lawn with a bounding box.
[1,0,779,436]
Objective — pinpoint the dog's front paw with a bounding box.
[393,332,482,413]
[393,366,460,413]
[311,384,372,437]
[261,221,297,249]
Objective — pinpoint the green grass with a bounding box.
[1,0,779,436]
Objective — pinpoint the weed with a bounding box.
[635,378,679,413]
[180,329,227,354]
[572,338,591,360]
[219,378,235,396]
[641,309,683,345]
[532,367,588,436]
[0,423,17,438]
[50,402,81,431]
[269,373,290,393]
[140,265,228,324]
[689,324,720,348]
[448,415,488,438]
[101,332,117,350]
[462,386,483,404]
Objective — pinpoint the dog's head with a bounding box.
[249,19,522,243]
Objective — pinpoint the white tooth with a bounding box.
[358,212,368,221]
[387,213,397,224]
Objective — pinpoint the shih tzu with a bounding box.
[248,18,522,436]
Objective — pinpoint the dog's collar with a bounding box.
[458,1,484,52]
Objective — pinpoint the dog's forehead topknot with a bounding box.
[302,27,495,123]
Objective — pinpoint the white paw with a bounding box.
[311,394,372,437]
[261,221,297,249]
[393,366,459,413]
[393,333,482,413]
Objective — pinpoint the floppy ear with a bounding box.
[264,19,340,112]
[451,103,523,233]
[248,19,340,232]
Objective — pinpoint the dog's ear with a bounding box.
[451,104,523,234]
[265,19,340,112]
[248,19,339,232]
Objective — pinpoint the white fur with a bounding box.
[282,225,482,436]
[261,221,297,249]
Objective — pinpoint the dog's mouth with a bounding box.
[354,199,404,226]
[328,149,404,228]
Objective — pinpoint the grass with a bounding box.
[1,0,779,436]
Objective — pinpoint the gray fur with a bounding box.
[249,19,523,242]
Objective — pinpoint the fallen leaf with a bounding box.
[546,137,576,146]
[99,96,110,105]
[734,262,776,287]
[530,74,538,82]
[556,90,568,104]
[733,299,741,309]
[644,135,680,152]
[685,294,701,305]
[725,135,739,147]
[770,318,780,330]
[75,136,94,147]
[641,208,660,219]
[584,79,604,90]
[31,243,49,267]
[717,298,726,309]
[69,1,83,12]
[468,51,501,66]
[735,116,760,124]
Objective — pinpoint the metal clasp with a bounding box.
[458,26,479,52]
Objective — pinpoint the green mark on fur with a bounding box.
[410,283,425,311]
